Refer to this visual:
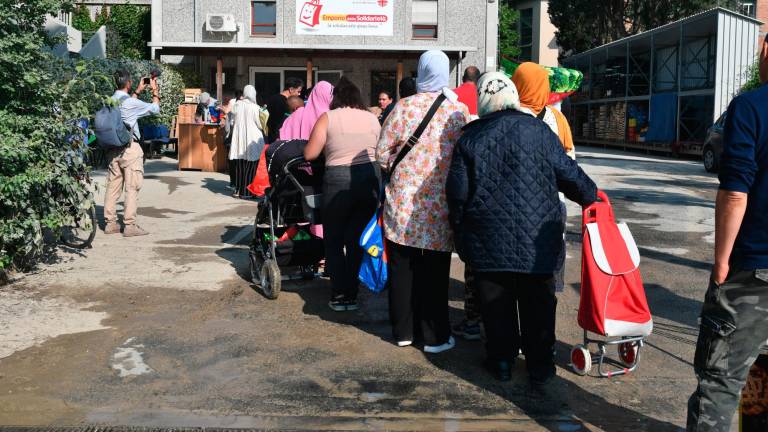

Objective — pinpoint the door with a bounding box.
[251,71,281,106]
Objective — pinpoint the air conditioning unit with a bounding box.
[206,14,237,32]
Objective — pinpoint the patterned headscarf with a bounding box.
[416,50,450,93]
[477,72,520,118]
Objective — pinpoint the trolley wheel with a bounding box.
[249,248,263,283]
[618,341,639,367]
[571,344,592,376]
[260,259,281,300]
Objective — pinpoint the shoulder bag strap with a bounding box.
[536,107,547,121]
[389,93,447,175]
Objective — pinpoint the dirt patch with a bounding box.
[0,287,109,359]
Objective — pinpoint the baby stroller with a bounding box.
[248,139,325,299]
[570,190,653,377]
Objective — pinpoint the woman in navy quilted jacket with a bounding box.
[446,72,597,385]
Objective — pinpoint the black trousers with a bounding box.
[687,269,768,432]
[322,164,380,300]
[387,240,452,345]
[232,159,258,197]
[474,271,557,380]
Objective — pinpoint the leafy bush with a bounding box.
[0,1,185,278]
[72,4,151,59]
[740,61,762,94]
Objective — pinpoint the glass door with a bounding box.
[251,71,281,105]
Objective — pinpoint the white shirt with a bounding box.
[113,90,160,139]
[229,99,265,161]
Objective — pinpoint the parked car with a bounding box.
[703,113,726,173]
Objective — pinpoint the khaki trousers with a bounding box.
[104,141,144,226]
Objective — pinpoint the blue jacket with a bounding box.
[719,84,768,270]
[446,109,597,274]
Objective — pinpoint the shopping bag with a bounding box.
[358,206,388,293]
[578,190,652,337]
[246,145,270,197]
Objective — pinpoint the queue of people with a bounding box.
[281,50,598,388]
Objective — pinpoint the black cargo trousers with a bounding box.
[687,269,768,432]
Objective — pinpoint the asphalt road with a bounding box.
[0,147,719,431]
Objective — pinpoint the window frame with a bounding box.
[411,0,438,40]
[251,0,277,37]
[518,7,534,61]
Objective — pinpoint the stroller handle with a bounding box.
[283,156,308,192]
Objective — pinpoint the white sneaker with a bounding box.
[424,336,456,354]
[397,340,413,347]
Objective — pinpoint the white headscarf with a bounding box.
[477,72,520,118]
[416,50,449,93]
[199,92,211,105]
[243,85,257,104]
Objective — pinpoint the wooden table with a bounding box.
[177,123,228,173]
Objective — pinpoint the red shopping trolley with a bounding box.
[570,190,653,377]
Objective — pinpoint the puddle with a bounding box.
[111,337,153,377]
[0,289,109,359]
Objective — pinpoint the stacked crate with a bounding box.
[593,103,627,140]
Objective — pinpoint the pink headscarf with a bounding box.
[279,81,334,140]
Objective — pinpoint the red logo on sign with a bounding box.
[299,0,323,27]
[377,0,388,7]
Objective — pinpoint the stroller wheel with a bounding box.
[249,249,263,283]
[260,259,281,300]
[618,341,639,367]
[570,344,592,376]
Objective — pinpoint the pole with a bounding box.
[216,57,223,102]
[306,58,314,88]
[396,59,404,99]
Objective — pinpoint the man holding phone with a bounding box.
[103,69,161,237]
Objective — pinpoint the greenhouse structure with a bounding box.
[561,8,761,156]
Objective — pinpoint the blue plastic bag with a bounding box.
[358,206,388,293]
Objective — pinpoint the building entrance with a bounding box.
[250,67,343,104]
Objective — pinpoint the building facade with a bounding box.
[149,0,498,105]
[510,0,559,67]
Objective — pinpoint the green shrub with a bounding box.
[0,1,187,278]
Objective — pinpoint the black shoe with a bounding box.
[328,295,358,312]
[529,373,559,401]
[483,359,513,382]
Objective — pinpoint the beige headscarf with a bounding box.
[477,72,520,117]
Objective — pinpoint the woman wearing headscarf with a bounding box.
[280,81,334,140]
[446,72,597,384]
[376,50,470,353]
[229,85,265,198]
[512,62,575,159]
[513,62,576,293]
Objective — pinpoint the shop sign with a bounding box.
[296,0,393,36]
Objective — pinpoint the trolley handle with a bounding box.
[582,189,614,225]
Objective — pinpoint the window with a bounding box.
[412,0,438,39]
[252,0,276,36]
[518,8,533,61]
[741,2,755,17]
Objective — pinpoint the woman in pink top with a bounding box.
[305,77,382,312]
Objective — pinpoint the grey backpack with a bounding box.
[94,95,132,148]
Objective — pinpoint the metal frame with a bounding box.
[562,8,759,153]
[582,330,646,378]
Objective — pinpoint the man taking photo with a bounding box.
[103,69,160,237]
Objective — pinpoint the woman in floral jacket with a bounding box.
[376,50,469,353]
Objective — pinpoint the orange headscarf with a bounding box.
[512,62,574,154]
